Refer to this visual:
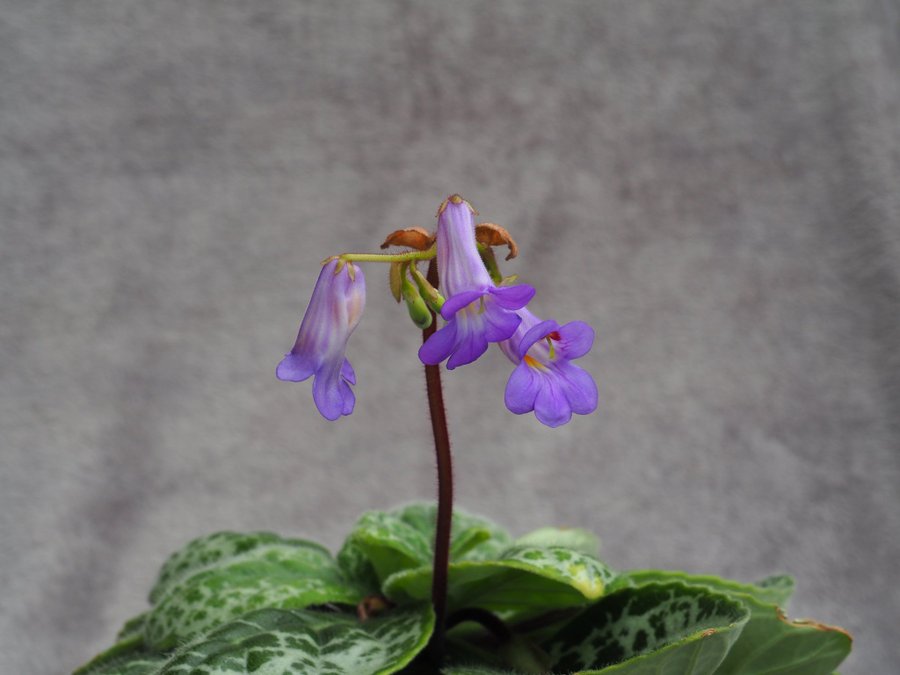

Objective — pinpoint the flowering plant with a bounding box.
[77,196,850,675]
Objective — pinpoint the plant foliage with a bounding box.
[75,505,850,675]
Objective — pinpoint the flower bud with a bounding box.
[410,265,445,313]
[402,275,433,330]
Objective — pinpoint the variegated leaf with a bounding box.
[442,668,524,675]
[339,510,434,582]
[337,504,512,584]
[145,532,367,650]
[614,571,850,675]
[156,605,433,675]
[513,527,600,558]
[612,570,793,608]
[73,650,166,675]
[384,545,615,620]
[544,582,749,674]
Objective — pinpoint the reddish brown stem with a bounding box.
[422,258,453,665]
[446,607,513,644]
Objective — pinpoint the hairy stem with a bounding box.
[422,258,453,665]
[326,247,436,265]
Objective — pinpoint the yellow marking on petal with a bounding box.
[478,296,486,314]
[347,294,364,326]
[524,354,547,370]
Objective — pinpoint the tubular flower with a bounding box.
[419,195,535,370]
[499,308,598,427]
[277,259,365,420]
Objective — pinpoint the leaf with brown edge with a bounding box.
[613,570,851,675]
[380,227,435,251]
[476,223,519,260]
[712,605,852,675]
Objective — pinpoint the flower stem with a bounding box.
[326,248,436,266]
[422,258,453,666]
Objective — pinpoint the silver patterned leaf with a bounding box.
[145,532,367,650]
[544,582,749,674]
[155,604,433,675]
[385,545,615,621]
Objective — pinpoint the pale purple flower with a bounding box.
[499,308,597,427]
[419,196,535,370]
[277,259,365,420]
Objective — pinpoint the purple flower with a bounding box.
[499,308,598,427]
[277,259,366,420]
[419,195,535,369]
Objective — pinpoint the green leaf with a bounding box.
[714,603,852,675]
[385,545,615,619]
[336,539,382,591]
[386,503,513,561]
[150,531,329,603]
[155,605,433,675]
[338,504,512,583]
[73,648,166,675]
[340,510,434,582]
[753,574,795,608]
[613,570,792,607]
[616,571,851,675]
[74,613,152,674]
[115,613,149,641]
[544,582,749,674]
[442,668,524,675]
[513,527,600,558]
[144,532,366,650]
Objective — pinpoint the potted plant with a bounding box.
[76,195,851,675]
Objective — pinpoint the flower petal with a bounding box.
[446,324,489,370]
[312,366,349,421]
[436,197,494,296]
[441,289,487,319]
[557,362,598,415]
[276,353,316,382]
[418,321,459,365]
[517,319,561,360]
[482,303,522,342]
[557,321,594,360]
[505,363,542,414]
[341,358,356,385]
[533,378,573,428]
[490,283,536,310]
[339,378,356,416]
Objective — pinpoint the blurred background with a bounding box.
[2,2,898,672]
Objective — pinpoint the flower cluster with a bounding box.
[277,195,597,427]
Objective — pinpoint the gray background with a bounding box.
[1,1,898,673]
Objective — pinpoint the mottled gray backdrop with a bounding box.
[1,2,898,673]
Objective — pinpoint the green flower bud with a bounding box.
[409,265,445,313]
[402,275,432,330]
